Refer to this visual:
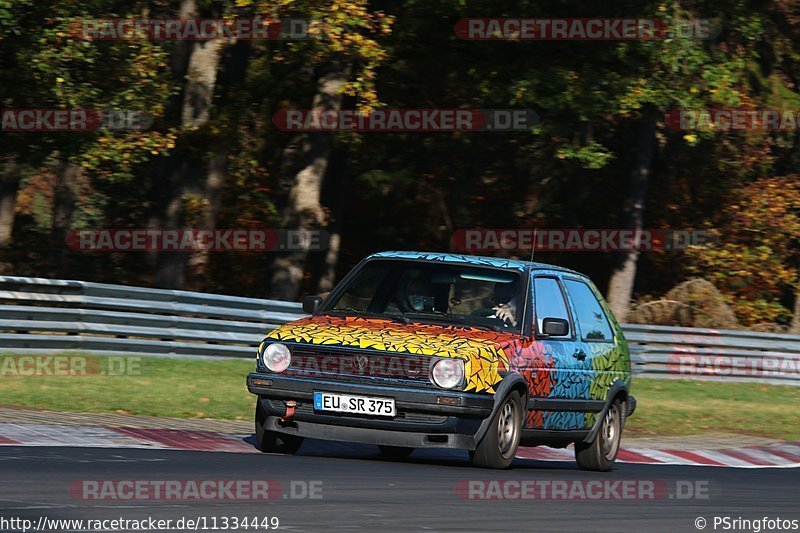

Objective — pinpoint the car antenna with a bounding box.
[519,228,537,338]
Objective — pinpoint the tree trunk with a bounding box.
[0,158,21,248]
[791,288,800,334]
[185,150,227,290]
[606,112,657,321]
[317,233,341,295]
[153,0,226,289]
[313,150,348,295]
[181,40,225,128]
[51,162,80,277]
[183,42,251,290]
[267,63,349,301]
[153,161,192,289]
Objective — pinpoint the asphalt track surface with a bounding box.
[0,439,798,533]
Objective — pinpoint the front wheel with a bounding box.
[470,390,523,469]
[255,401,303,454]
[574,399,624,472]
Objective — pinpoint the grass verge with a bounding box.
[0,354,255,421]
[1,354,798,439]
[625,378,800,440]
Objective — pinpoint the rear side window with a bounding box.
[533,277,571,337]
[564,280,614,341]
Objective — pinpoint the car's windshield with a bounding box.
[321,260,525,333]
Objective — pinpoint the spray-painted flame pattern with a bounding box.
[264,315,629,430]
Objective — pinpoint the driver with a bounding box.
[491,282,518,327]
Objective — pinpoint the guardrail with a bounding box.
[1,276,798,385]
[624,324,800,386]
[0,276,300,359]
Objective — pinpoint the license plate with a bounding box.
[313,392,396,417]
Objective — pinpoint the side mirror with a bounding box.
[542,317,569,337]
[302,295,323,314]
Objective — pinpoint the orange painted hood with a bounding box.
[264,315,519,393]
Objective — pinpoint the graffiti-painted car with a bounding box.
[247,252,635,470]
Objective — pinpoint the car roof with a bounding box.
[367,251,584,277]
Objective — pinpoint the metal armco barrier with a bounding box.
[0,276,300,359]
[624,324,800,385]
[1,276,798,385]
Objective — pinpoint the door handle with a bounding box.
[573,349,587,361]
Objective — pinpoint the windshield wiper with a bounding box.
[402,311,504,333]
[457,316,505,333]
[327,306,363,314]
[322,308,506,332]
[323,307,409,324]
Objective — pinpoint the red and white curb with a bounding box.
[0,423,255,453]
[0,422,798,468]
[516,442,800,468]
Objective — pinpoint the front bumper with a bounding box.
[247,373,494,450]
[626,395,637,418]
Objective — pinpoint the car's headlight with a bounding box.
[431,358,465,389]
[261,343,291,373]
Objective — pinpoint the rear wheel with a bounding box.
[254,401,303,454]
[470,390,523,469]
[378,445,414,459]
[575,399,624,472]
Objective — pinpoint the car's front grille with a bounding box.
[285,346,432,385]
[268,399,448,424]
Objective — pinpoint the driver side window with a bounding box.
[533,277,571,337]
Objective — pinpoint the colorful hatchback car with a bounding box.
[247,252,636,470]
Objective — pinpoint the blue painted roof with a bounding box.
[368,251,582,276]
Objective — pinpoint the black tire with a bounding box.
[254,401,303,454]
[378,445,414,459]
[575,399,624,472]
[470,390,523,469]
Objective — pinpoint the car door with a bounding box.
[528,273,591,431]
[562,276,622,427]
